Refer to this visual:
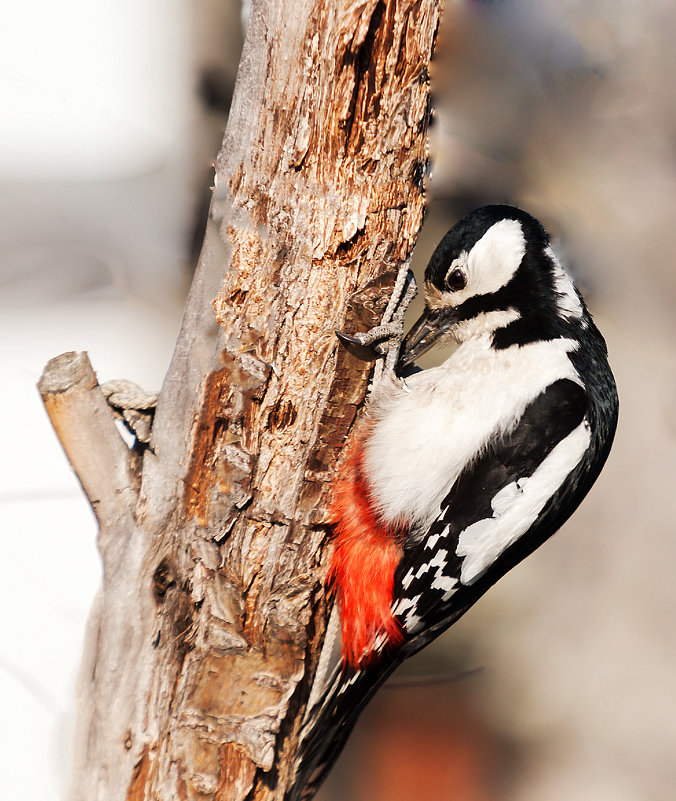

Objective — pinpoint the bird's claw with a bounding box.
[335,327,392,354]
[335,330,368,347]
[337,263,417,383]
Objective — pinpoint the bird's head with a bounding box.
[399,205,584,369]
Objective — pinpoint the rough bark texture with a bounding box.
[39,1,441,799]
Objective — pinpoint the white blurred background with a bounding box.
[1,2,674,800]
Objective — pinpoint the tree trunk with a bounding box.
[38,1,441,798]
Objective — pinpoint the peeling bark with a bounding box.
[39,1,442,799]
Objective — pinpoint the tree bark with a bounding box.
[39,1,441,799]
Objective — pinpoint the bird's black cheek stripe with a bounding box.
[453,268,529,324]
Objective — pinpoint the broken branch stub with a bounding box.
[38,351,136,528]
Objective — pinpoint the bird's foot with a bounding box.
[337,261,417,383]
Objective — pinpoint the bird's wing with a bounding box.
[394,376,589,654]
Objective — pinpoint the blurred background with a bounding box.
[1,1,674,799]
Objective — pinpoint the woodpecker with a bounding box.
[292,205,618,801]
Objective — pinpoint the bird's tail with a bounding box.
[287,659,398,801]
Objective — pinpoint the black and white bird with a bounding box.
[291,205,618,800]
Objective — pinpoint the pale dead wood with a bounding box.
[38,351,136,527]
[38,1,442,799]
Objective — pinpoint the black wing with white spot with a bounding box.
[393,377,588,656]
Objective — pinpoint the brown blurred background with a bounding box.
[1,2,674,800]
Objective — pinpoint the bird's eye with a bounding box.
[446,268,466,291]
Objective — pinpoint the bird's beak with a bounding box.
[398,307,456,370]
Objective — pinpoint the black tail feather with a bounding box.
[287,660,400,801]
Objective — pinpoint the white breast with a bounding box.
[363,335,582,529]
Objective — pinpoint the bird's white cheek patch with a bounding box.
[456,419,592,584]
[425,220,526,307]
[451,308,520,342]
[467,219,526,296]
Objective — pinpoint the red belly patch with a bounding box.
[328,438,405,667]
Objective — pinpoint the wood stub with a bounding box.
[38,351,135,526]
